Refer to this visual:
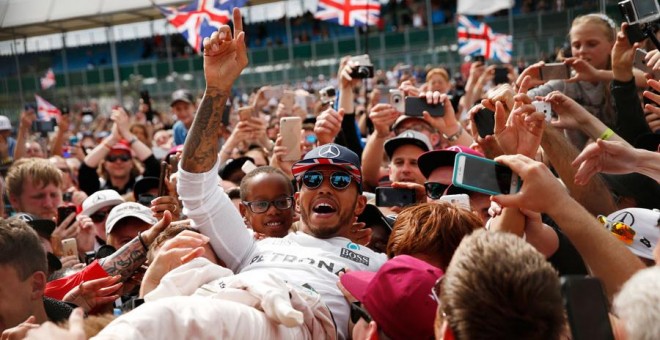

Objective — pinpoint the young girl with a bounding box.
[522,13,618,149]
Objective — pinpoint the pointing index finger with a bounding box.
[233,8,243,37]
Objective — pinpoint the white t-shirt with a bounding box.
[178,160,387,340]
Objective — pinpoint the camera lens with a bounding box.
[357,66,370,77]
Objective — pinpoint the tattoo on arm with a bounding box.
[181,87,230,173]
[100,237,147,280]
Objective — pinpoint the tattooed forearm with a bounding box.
[100,237,147,280]
[181,87,230,173]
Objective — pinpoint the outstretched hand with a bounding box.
[571,139,638,185]
[203,8,248,90]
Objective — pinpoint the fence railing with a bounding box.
[0,3,620,118]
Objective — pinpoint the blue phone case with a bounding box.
[451,153,521,196]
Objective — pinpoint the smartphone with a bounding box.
[279,117,302,162]
[473,107,495,137]
[532,101,553,122]
[494,66,509,85]
[263,86,284,100]
[633,49,660,78]
[281,91,296,108]
[473,55,486,63]
[439,194,471,209]
[57,206,77,225]
[31,119,57,133]
[158,161,169,197]
[375,187,416,207]
[452,153,521,196]
[69,135,79,146]
[61,238,78,258]
[561,276,615,340]
[404,97,445,117]
[539,63,571,81]
[222,102,231,126]
[238,106,255,121]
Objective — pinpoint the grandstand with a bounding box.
[0,0,613,118]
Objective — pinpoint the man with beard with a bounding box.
[88,9,385,339]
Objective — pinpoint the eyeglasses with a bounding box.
[106,154,131,162]
[425,182,450,200]
[90,210,110,223]
[598,215,636,245]
[350,302,372,324]
[242,197,294,214]
[301,170,353,190]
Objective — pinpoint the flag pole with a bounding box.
[363,0,370,109]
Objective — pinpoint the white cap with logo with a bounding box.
[81,190,125,217]
[105,202,157,235]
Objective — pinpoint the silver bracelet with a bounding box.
[442,125,464,142]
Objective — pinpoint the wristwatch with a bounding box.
[442,125,463,142]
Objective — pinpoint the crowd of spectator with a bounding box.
[0,6,659,340]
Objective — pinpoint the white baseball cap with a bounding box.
[0,116,12,131]
[81,189,125,217]
[105,202,157,235]
[605,208,660,260]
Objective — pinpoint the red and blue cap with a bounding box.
[291,143,362,185]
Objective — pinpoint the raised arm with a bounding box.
[181,8,247,173]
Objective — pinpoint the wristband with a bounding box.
[442,125,464,142]
[137,231,148,251]
[599,128,614,141]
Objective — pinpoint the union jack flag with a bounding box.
[457,15,512,63]
[158,0,247,53]
[35,94,61,122]
[314,0,381,27]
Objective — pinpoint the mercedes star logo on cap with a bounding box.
[319,145,340,158]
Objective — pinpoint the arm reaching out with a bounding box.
[573,139,660,184]
[181,8,248,174]
[492,154,644,299]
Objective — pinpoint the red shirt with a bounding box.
[45,260,109,300]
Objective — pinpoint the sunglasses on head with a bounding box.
[242,197,294,214]
[598,215,636,245]
[90,210,109,223]
[425,182,450,200]
[106,154,131,162]
[350,302,372,324]
[301,170,353,190]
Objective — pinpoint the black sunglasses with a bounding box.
[90,210,109,223]
[242,197,294,214]
[301,170,353,190]
[425,182,450,200]
[350,302,373,324]
[106,154,131,162]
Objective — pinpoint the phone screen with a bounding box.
[633,0,660,22]
[474,108,495,137]
[454,154,517,195]
[540,63,570,81]
[494,67,509,85]
[375,187,416,207]
[561,276,614,340]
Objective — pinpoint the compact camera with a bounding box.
[389,90,405,112]
[349,54,374,79]
[319,86,337,105]
[618,0,660,45]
